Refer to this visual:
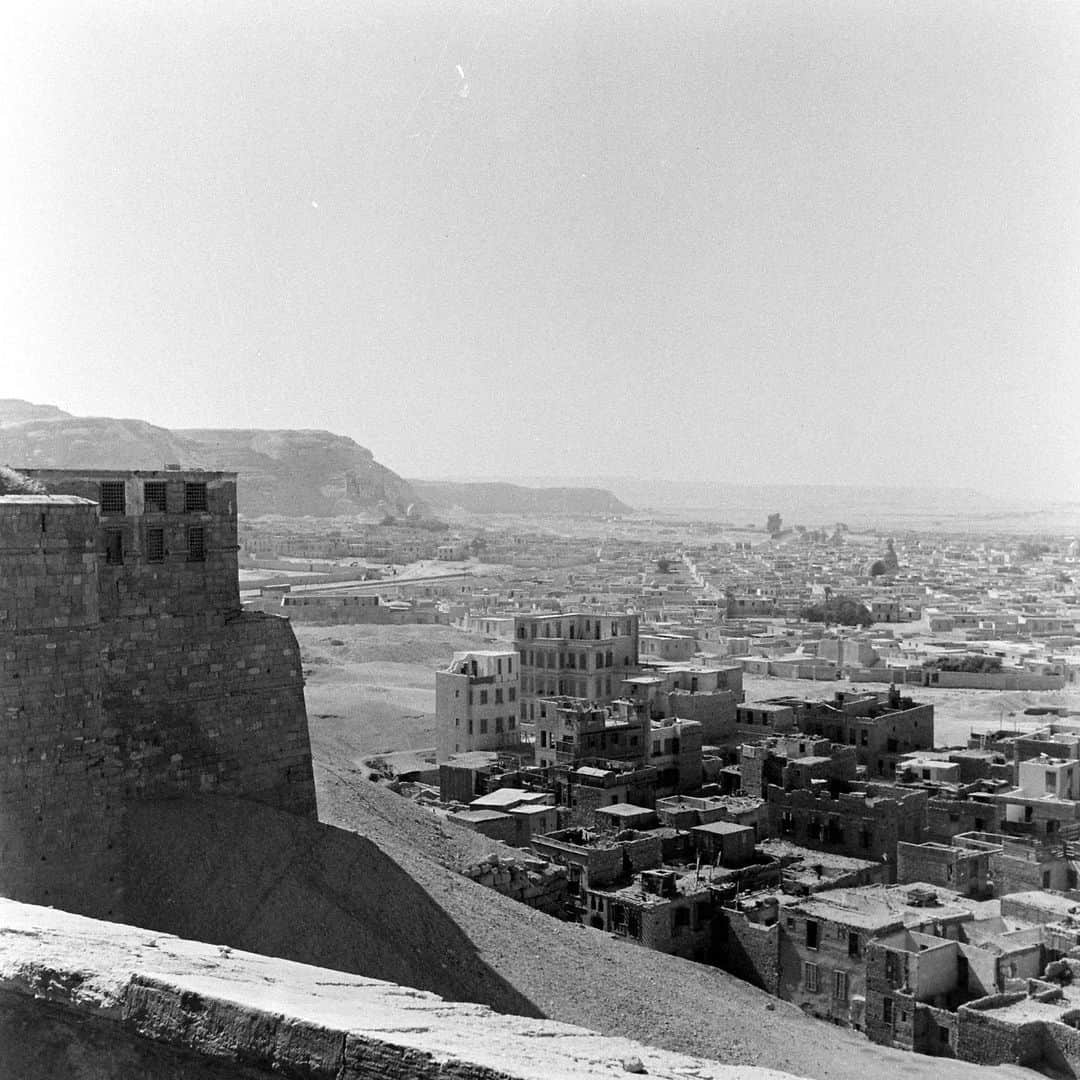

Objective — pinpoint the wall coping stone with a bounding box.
[0,899,801,1080]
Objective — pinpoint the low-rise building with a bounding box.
[767,781,928,876]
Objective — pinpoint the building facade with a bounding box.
[514,612,639,723]
[436,649,520,760]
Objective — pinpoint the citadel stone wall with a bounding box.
[104,611,314,812]
[0,499,124,918]
[1,472,317,918]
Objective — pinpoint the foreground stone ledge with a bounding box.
[0,899,798,1079]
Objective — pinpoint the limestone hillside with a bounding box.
[0,399,423,519]
[409,479,632,516]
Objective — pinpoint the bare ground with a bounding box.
[296,624,497,764]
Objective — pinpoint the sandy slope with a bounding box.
[313,767,1031,1080]
[297,624,496,762]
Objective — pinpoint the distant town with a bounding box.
[4,454,1080,1078]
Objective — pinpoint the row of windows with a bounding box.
[538,728,640,750]
[802,962,847,1000]
[524,676,614,698]
[458,715,516,736]
[470,687,517,706]
[522,649,622,671]
[99,480,208,516]
[517,620,630,641]
[738,710,782,727]
[104,526,206,565]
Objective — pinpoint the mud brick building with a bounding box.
[740,736,857,798]
[766,782,928,878]
[533,696,648,770]
[951,830,1080,896]
[925,783,1007,843]
[781,689,935,780]
[558,761,659,827]
[779,885,977,1030]
[1,470,315,920]
[895,841,990,898]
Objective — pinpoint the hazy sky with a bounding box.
[4,1,1078,496]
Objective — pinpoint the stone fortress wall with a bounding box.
[1,470,316,920]
[0,496,124,918]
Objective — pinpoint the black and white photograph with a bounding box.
[2,2,1079,1077]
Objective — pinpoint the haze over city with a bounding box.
[5,0,1079,498]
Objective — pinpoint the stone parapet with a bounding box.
[0,899,801,1080]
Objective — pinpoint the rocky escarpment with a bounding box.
[0,400,423,519]
[409,480,631,516]
[178,427,421,518]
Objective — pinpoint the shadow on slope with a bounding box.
[312,770,1035,1080]
[121,795,540,1020]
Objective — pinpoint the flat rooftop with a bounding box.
[692,821,754,836]
[785,884,983,930]
[0,494,96,504]
[596,803,654,818]
[471,788,549,809]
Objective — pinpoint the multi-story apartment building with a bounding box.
[513,612,639,724]
[533,697,648,770]
[436,649,520,760]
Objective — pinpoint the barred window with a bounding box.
[104,529,123,565]
[187,525,206,562]
[100,481,126,515]
[144,481,168,513]
[184,482,208,513]
[146,527,165,563]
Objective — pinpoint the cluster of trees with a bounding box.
[922,655,1003,674]
[800,597,874,627]
[0,466,45,495]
